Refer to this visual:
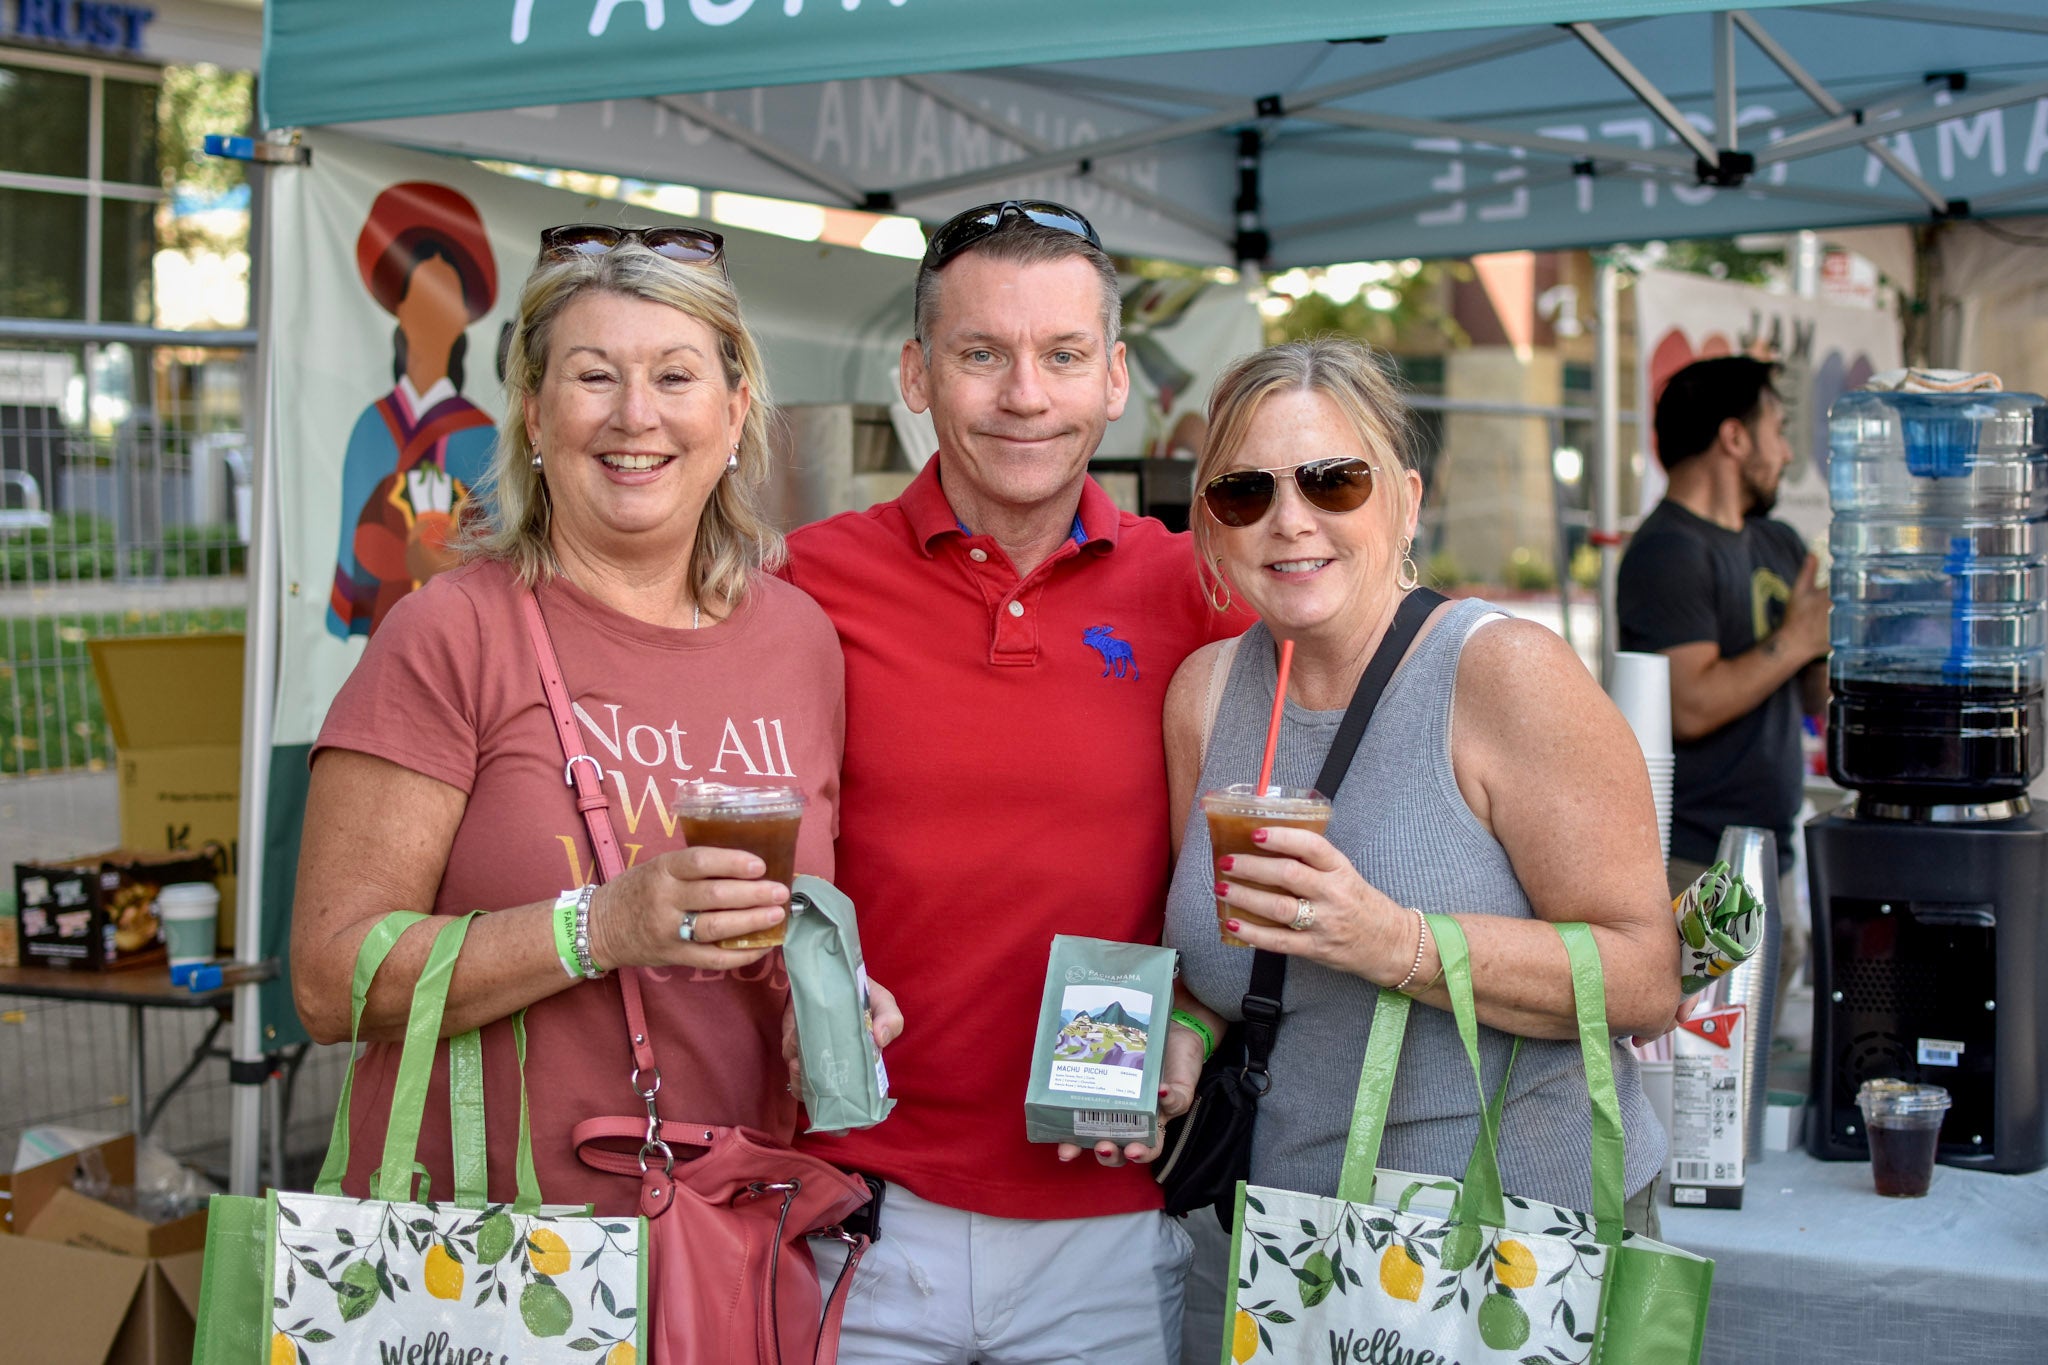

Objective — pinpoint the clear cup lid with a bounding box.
[668,780,806,817]
[1855,1078,1952,1115]
[1200,783,1330,816]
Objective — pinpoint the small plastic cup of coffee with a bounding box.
[1201,784,1332,947]
[1855,1079,1951,1197]
[670,781,807,948]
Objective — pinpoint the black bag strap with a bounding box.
[1237,586,1448,1078]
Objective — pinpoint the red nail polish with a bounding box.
[1226,920,1242,933]
[1251,829,1269,843]
[1215,881,1231,898]
[1217,855,1235,871]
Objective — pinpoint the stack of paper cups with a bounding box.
[1609,651,1675,863]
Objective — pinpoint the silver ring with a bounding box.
[678,912,700,943]
[1290,898,1316,932]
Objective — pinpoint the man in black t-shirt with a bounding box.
[1619,357,1828,934]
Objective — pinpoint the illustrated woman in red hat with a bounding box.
[327,181,501,639]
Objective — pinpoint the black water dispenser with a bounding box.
[1807,389,2048,1174]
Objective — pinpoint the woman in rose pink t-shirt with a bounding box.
[293,230,901,1219]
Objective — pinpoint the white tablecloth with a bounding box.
[1663,1145,2045,1363]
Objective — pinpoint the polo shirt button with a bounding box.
[1007,600,1025,617]
[969,548,989,563]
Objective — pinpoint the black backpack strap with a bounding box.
[1236,586,1449,1073]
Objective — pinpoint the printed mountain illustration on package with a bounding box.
[1054,1000,1150,1070]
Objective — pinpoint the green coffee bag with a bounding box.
[1024,935,1177,1145]
[785,874,894,1133]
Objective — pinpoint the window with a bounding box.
[0,50,164,324]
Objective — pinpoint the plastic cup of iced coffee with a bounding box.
[1856,1079,1951,1197]
[1201,784,1332,947]
[670,781,807,948]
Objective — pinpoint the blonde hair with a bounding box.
[1192,337,1417,602]
[461,242,779,605]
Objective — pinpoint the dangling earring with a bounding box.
[529,447,543,472]
[1206,557,1235,614]
[725,443,740,474]
[1396,535,1421,592]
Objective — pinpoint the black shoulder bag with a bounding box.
[1155,586,1446,1228]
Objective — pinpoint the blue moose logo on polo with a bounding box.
[1082,625,1139,680]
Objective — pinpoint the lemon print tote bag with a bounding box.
[194,911,647,1364]
[1222,918,1711,1365]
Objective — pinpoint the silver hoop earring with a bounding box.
[1397,536,1421,592]
[725,443,740,474]
[1206,557,1234,614]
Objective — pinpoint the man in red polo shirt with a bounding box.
[783,202,1245,1362]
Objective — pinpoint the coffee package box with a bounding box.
[15,852,218,971]
[784,874,895,1133]
[1025,936,1177,1146]
[1668,1003,1747,1210]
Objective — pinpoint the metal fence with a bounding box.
[0,321,255,777]
[0,320,290,1177]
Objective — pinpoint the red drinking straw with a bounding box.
[1256,638,1294,793]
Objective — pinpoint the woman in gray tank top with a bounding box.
[1159,339,1681,1226]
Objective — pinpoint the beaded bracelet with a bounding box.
[1169,1008,1218,1062]
[1391,906,1431,994]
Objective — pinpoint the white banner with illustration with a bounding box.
[1632,268,1903,551]
[265,129,913,749]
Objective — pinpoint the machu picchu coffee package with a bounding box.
[783,874,895,1133]
[1024,935,1177,1146]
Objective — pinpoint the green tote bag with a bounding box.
[192,911,648,1362]
[1223,917,1712,1364]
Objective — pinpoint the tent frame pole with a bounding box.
[1568,21,1722,167]
[1594,256,1622,691]
[880,25,1576,206]
[1731,9,1948,211]
[231,155,284,1197]
[1753,76,2048,165]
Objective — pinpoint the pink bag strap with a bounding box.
[518,589,659,1080]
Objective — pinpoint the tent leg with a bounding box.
[1595,257,1622,690]
[231,155,285,1197]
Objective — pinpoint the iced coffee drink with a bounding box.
[1202,784,1332,946]
[671,781,807,948]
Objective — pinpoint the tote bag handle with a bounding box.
[1333,916,1628,1245]
[313,910,544,1212]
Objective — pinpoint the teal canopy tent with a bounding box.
[231,0,2048,1191]
[263,1,2048,265]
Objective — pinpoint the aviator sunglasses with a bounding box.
[1201,456,1379,527]
[921,199,1102,271]
[540,224,728,275]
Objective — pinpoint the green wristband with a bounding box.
[1170,1008,1217,1062]
[550,890,583,980]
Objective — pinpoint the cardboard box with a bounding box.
[14,852,218,971]
[0,1134,208,1364]
[89,634,243,951]
[2,1131,139,1236]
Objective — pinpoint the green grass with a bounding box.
[0,608,245,775]
[1,516,247,582]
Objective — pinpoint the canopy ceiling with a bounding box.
[265,1,2048,266]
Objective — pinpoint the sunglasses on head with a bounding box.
[921,200,1102,271]
[540,224,727,274]
[1201,456,1379,528]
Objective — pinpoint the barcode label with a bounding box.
[1917,1038,1964,1067]
[1673,1160,1710,1182]
[1073,1110,1150,1138]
